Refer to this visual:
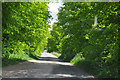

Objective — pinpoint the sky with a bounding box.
[47,2,64,31]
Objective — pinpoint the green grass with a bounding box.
[70,53,100,78]
[70,53,118,78]
[51,52,61,58]
[71,53,85,63]
[2,53,41,67]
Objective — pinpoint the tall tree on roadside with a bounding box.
[2,2,51,59]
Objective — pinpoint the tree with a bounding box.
[49,2,119,78]
[2,2,51,60]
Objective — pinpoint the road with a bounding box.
[2,52,95,78]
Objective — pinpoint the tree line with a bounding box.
[2,2,119,78]
[47,2,119,78]
[2,2,51,65]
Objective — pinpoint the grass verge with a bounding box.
[2,53,41,67]
[70,53,118,78]
[51,52,61,58]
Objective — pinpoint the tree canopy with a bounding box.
[2,2,51,60]
[47,2,119,78]
[2,2,119,78]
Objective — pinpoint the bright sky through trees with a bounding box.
[47,2,64,31]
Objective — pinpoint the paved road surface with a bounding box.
[2,52,95,78]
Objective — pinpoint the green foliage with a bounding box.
[48,2,119,78]
[71,52,85,64]
[2,53,36,67]
[47,23,64,52]
[2,2,50,66]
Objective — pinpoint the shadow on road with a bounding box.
[37,57,63,62]
[2,53,95,78]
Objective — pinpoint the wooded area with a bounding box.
[2,2,119,78]
[47,2,119,78]
[2,2,51,66]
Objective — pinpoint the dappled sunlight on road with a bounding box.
[28,60,73,66]
[3,69,94,78]
[3,52,95,78]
